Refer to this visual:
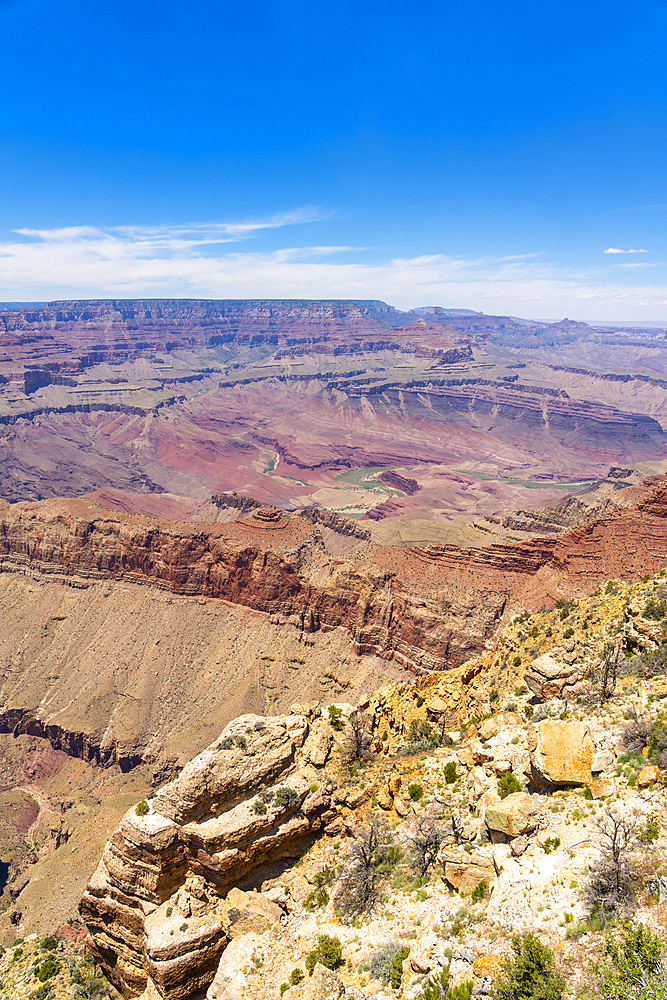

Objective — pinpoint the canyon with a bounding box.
[2,299,667,993]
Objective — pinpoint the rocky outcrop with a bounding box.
[525,651,589,701]
[79,710,339,999]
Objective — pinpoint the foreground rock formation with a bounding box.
[80,709,338,998]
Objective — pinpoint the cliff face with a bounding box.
[2,479,667,685]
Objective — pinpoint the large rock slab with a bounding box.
[484,792,542,836]
[80,712,337,1000]
[528,720,595,789]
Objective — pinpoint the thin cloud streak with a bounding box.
[0,224,667,321]
[604,246,649,254]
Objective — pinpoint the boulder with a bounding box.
[638,764,660,788]
[592,750,614,773]
[220,888,282,938]
[485,792,542,837]
[473,955,503,981]
[528,720,595,790]
[510,835,529,857]
[591,778,616,799]
[525,652,589,701]
[376,786,394,810]
[311,963,345,999]
[206,932,264,1000]
[441,848,496,893]
[303,729,333,768]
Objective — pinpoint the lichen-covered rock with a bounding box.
[638,764,660,788]
[79,713,337,1000]
[485,792,542,836]
[528,720,595,789]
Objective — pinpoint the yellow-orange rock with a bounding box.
[473,955,503,981]
[591,778,615,799]
[638,764,660,788]
[529,720,595,790]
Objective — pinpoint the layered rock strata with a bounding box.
[79,710,338,999]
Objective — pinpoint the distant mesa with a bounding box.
[378,471,420,495]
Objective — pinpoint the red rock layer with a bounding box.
[1,479,667,675]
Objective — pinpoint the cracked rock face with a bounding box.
[79,711,338,1000]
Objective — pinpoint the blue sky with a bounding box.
[1,0,666,319]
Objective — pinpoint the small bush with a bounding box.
[305,934,342,975]
[335,820,396,919]
[408,783,423,801]
[328,705,344,731]
[490,932,565,1000]
[583,785,593,800]
[234,734,247,750]
[253,798,267,815]
[498,773,523,799]
[34,955,62,983]
[135,800,149,816]
[274,786,299,808]
[471,880,488,903]
[444,761,457,784]
[543,837,561,855]
[524,704,534,719]
[289,968,304,986]
[179,923,188,932]
[639,813,660,843]
[369,942,408,985]
[594,921,666,998]
[165,906,173,917]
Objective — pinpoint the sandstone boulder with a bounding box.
[638,764,660,788]
[473,955,503,981]
[591,778,615,799]
[525,652,589,701]
[528,720,595,790]
[441,848,496,892]
[311,963,345,999]
[206,932,264,1000]
[219,888,282,938]
[485,792,542,837]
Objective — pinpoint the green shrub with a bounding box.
[490,933,565,1000]
[34,954,62,983]
[391,946,410,988]
[289,968,304,985]
[274,786,299,808]
[582,785,593,800]
[165,906,173,917]
[408,783,423,801]
[305,934,342,975]
[135,800,149,816]
[369,942,408,985]
[444,761,457,784]
[253,798,267,815]
[498,773,523,799]
[234,734,247,750]
[471,880,488,903]
[513,656,521,668]
[563,627,575,639]
[328,705,344,731]
[594,922,666,998]
[640,813,660,843]
[280,984,289,996]
[543,837,561,855]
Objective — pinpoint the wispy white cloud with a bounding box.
[604,246,649,254]
[1,220,667,321]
